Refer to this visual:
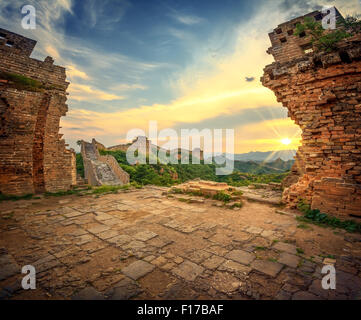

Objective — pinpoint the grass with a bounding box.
[231,190,243,197]
[1,183,140,202]
[0,193,34,202]
[91,185,130,194]
[297,199,361,233]
[296,248,304,255]
[228,201,243,209]
[170,188,184,194]
[212,191,231,203]
[297,259,305,268]
[0,71,44,91]
[297,223,311,230]
[44,190,79,197]
[319,254,336,259]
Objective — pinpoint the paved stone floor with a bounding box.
[0,186,360,300]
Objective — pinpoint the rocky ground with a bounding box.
[0,186,360,300]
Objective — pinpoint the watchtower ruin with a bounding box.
[262,9,361,217]
[0,28,76,195]
[266,8,343,63]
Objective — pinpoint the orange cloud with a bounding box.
[68,83,125,101]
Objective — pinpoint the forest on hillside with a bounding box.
[76,150,292,187]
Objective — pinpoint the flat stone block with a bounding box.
[71,287,104,300]
[87,224,110,235]
[173,261,204,281]
[273,242,297,255]
[202,256,225,270]
[278,252,300,268]
[122,260,155,280]
[246,226,263,234]
[226,250,255,265]
[219,260,252,275]
[251,259,283,277]
[109,278,142,300]
[134,231,158,242]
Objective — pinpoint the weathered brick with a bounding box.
[0,28,76,195]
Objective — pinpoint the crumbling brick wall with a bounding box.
[0,29,76,195]
[262,13,361,217]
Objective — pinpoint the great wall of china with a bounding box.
[0,7,361,301]
[0,28,76,196]
[0,8,360,216]
[262,10,361,217]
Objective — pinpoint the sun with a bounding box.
[281,138,292,145]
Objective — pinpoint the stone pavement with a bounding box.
[0,186,360,300]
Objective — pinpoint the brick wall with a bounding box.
[262,32,361,217]
[267,8,343,64]
[0,29,76,196]
[0,28,36,57]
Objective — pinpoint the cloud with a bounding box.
[68,83,125,101]
[111,83,148,91]
[67,65,91,80]
[78,0,131,30]
[171,13,204,25]
[2,0,359,153]
[234,118,302,152]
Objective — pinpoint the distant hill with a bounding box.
[209,150,296,162]
[234,150,296,161]
[233,158,294,174]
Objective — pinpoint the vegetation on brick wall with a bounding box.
[294,16,352,53]
[294,14,361,54]
[297,199,361,233]
[0,71,44,91]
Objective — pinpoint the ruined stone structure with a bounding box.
[104,136,204,161]
[262,10,361,217]
[81,139,130,186]
[0,28,76,195]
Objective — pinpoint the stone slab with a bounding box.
[122,260,155,280]
[251,259,283,277]
[226,250,255,265]
[172,261,204,281]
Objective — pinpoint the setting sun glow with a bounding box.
[281,138,291,145]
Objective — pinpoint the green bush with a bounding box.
[297,199,361,233]
[98,149,291,188]
[76,153,85,178]
[213,191,231,203]
[294,16,351,53]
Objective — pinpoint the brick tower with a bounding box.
[261,9,361,217]
[0,28,76,195]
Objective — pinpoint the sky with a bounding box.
[0,0,360,154]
